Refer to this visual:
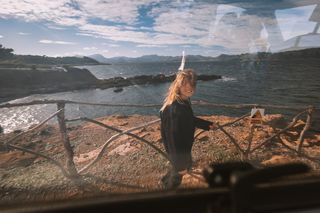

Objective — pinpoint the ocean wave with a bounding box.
[219,76,237,82]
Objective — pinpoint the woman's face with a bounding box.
[180,82,195,99]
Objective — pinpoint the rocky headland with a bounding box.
[0,66,221,102]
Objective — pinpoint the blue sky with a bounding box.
[0,0,319,58]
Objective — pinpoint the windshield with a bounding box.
[0,0,319,211]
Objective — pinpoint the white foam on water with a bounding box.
[219,76,237,82]
[0,105,44,133]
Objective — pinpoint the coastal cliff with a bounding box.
[0,67,99,101]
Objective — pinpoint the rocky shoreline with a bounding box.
[0,66,221,102]
[97,73,221,89]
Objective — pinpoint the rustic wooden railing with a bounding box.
[0,100,318,184]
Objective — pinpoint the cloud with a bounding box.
[147,2,260,51]
[0,0,83,24]
[1,1,319,54]
[140,26,153,31]
[83,46,97,50]
[76,32,105,39]
[0,1,266,50]
[39,39,76,45]
[101,43,121,47]
[77,0,148,24]
[108,44,120,47]
[0,0,149,26]
[152,4,218,37]
[18,32,30,35]
[136,44,167,48]
[0,35,3,38]
[72,1,274,52]
[78,23,153,44]
[55,51,85,57]
[47,25,66,30]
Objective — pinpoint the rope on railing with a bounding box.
[193,100,318,111]
[0,99,162,108]
[1,99,318,110]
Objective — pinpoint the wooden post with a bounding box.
[297,107,314,153]
[57,102,78,178]
[244,125,255,160]
[216,123,245,157]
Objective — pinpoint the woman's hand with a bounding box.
[209,123,218,130]
[178,170,188,175]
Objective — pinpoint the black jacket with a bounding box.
[160,99,213,171]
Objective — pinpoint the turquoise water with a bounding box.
[0,61,319,133]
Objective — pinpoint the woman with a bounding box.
[160,69,215,189]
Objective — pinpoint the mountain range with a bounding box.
[88,47,320,64]
[88,54,220,64]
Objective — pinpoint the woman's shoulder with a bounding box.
[171,100,186,109]
[161,100,185,114]
[171,100,190,114]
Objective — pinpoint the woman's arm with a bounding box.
[194,116,213,131]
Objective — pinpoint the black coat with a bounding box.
[160,99,213,171]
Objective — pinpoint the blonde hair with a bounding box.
[160,69,197,112]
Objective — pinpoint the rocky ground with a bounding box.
[0,113,320,207]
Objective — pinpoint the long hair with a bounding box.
[160,69,197,112]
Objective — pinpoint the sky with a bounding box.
[0,0,319,58]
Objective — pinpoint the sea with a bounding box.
[0,61,319,133]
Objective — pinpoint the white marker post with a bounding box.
[178,51,185,71]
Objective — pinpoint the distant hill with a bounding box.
[0,44,101,66]
[89,47,320,64]
[2,43,319,66]
[88,54,218,64]
[88,54,111,63]
[12,55,100,65]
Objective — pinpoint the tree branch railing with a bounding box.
[250,109,308,153]
[2,108,71,177]
[0,99,318,183]
[65,117,169,174]
[297,108,314,153]
[5,143,70,177]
